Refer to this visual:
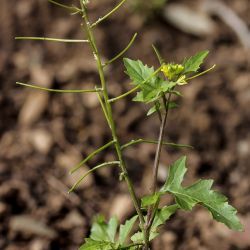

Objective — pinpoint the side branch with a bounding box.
[70,140,116,174]
[16,82,102,93]
[69,161,120,192]
[91,0,127,28]
[121,139,193,150]
[186,64,216,81]
[15,37,88,43]
[103,33,137,67]
[48,0,82,14]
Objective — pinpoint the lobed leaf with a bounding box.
[151,205,179,231]
[107,217,119,243]
[119,215,138,245]
[123,58,174,103]
[161,156,243,231]
[90,215,110,242]
[131,205,178,244]
[123,58,155,85]
[79,238,115,250]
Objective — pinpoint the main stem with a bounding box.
[79,2,146,247]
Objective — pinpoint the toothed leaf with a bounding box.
[161,156,243,231]
[79,239,115,250]
[119,215,138,245]
[183,50,209,73]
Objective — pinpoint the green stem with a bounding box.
[109,85,140,103]
[48,0,82,13]
[91,0,127,28]
[121,139,193,150]
[152,44,164,65]
[79,1,146,242]
[69,161,120,192]
[15,37,88,43]
[96,90,112,129]
[186,64,216,81]
[16,82,101,93]
[151,94,171,194]
[144,94,172,247]
[70,140,115,174]
[103,33,137,67]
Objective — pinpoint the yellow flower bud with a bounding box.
[161,64,184,80]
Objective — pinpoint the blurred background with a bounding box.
[0,0,250,249]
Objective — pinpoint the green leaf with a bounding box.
[147,204,178,241]
[123,58,155,85]
[90,215,110,242]
[168,102,179,109]
[130,231,144,243]
[151,204,178,231]
[123,58,174,103]
[161,156,243,231]
[79,238,115,250]
[147,101,178,116]
[90,215,119,243]
[170,90,182,96]
[147,103,160,116]
[131,205,178,244]
[119,215,138,245]
[131,231,158,244]
[107,217,118,243]
[141,193,160,207]
[183,50,209,73]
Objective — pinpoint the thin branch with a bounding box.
[16,82,102,93]
[186,64,216,81]
[152,44,164,65]
[108,85,140,103]
[70,140,115,174]
[121,139,193,150]
[68,161,120,192]
[145,94,172,237]
[151,94,171,194]
[103,33,137,67]
[91,0,127,28]
[15,37,88,43]
[108,66,163,103]
[48,0,82,14]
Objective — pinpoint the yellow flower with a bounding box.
[161,64,184,80]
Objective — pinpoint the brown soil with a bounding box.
[0,0,250,249]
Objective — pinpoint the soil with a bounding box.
[0,0,250,249]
